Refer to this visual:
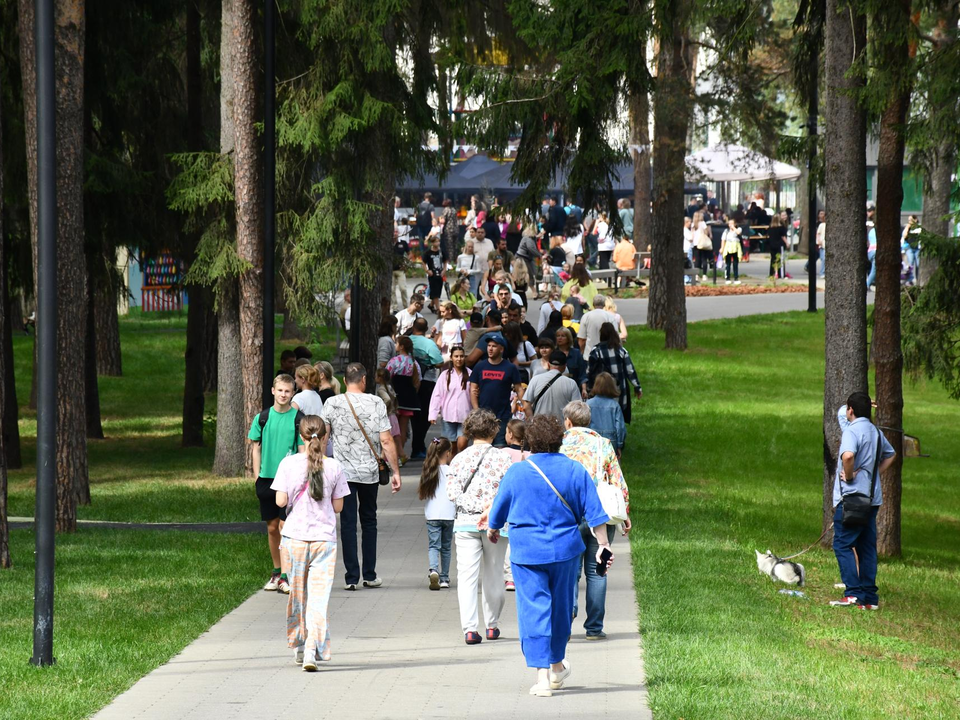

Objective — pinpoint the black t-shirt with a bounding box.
[767,226,787,253]
[549,247,566,266]
[393,240,410,271]
[422,248,444,276]
[318,388,335,403]
[417,202,435,226]
[520,321,538,344]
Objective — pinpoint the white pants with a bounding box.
[455,531,508,633]
[504,543,513,582]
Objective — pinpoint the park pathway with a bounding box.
[93,461,651,720]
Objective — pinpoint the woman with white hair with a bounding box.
[560,400,630,641]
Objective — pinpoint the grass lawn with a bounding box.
[622,311,960,719]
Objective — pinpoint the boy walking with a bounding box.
[248,374,304,594]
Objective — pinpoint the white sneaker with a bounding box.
[302,658,319,672]
[344,583,357,591]
[725,280,732,285]
[439,580,450,589]
[294,646,304,665]
[529,681,553,698]
[363,578,383,588]
[263,573,280,591]
[428,570,440,591]
[829,596,858,607]
[734,280,742,286]
[549,659,571,689]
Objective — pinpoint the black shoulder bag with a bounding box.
[529,372,563,413]
[840,429,882,528]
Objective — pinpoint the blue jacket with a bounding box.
[587,395,626,449]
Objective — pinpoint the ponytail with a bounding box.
[299,416,326,501]
[418,437,452,501]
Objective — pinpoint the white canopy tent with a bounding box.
[685,144,802,182]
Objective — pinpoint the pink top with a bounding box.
[271,454,351,542]
[428,367,473,423]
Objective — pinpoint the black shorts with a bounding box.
[256,477,287,522]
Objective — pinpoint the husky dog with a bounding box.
[755,550,805,586]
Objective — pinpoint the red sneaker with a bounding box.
[486,627,501,640]
[464,631,482,645]
[857,603,879,611]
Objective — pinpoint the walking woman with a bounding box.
[314,360,341,403]
[720,218,743,285]
[292,364,324,416]
[439,199,460,264]
[457,239,482,297]
[587,323,642,423]
[428,346,472,441]
[482,415,611,697]
[386,336,421,459]
[554,327,587,396]
[447,409,514,645]
[692,211,713,281]
[273,416,351,671]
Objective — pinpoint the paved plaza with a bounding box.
[93,462,651,720]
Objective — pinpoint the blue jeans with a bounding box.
[832,504,879,605]
[442,421,463,441]
[866,249,877,288]
[494,418,509,447]
[468,274,481,296]
[572,522,615,636]
[818,247,825,277]
[904,247,919,282]
[426,519,454,582]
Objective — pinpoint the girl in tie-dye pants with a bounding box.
[271,415,351,672]
[281,538,337,665]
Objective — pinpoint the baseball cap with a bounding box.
[482,332,507,348]
[548,350,568,366]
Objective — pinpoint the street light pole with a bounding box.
[31,0,58,668]
[262,0,276,404]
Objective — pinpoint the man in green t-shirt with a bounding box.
[247,374,303,593]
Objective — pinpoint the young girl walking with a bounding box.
[418,437,456,591]
[272,416,351,671]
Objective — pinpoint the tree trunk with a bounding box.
[873,0,911,558]
[18,0,40,413]
[233,0,264,475]
[0,68,11,569]
[918,1,958,285]
[202,298,218,393]
[84,262,104,443]
[182,0,207,448]
[212,0,246,477]
[213,279,246,475]
[2,261,22,471]
[647,1,692,349]
[630,89,652,248]
[821,0,868,540]
[94,278,122,376]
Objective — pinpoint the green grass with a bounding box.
[622,311,960,720]
[0,529,265,720]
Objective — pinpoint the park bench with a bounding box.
[599,252,698,293]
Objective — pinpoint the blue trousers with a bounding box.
[512,557,578,668]
[866,249,877,288]
[573,523,614,636]
[832,504,879,605]
[426,519,454,582]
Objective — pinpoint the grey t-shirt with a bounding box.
[577,309,618,356]
[524,369,582,422]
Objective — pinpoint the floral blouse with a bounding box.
[446,444,513,531]
[560,427,630,514]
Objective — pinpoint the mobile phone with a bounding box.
[596,547,613,577]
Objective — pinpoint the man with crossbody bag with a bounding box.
[320,363,401,591]
[829,392,896,610]
[522,351,583,422]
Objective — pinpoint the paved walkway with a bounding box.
[93,462,651,720]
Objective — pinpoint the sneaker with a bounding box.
[302,658,319,672]
[858,603,880,611]
[529,681,553,698]
[830,596,859,607]
[725,280,732,285]
[464,631,483,645]
[363,578,383,588]
[344,583,357,591]
[734,280,742,286]
[834,583,846,589]
[439,580,450,589]
[294,646,304,665]
[585,631,607,641]
[549,659,571,689]
[263,573,280,592]
[429,570,440,591]
[486,627,501,640]
[505,581,515,592]
[277,577,291,594]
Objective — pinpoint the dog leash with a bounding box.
[781,522,834,561]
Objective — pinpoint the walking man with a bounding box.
[321,363,402,590]
[522,351,582,422]
[469,332,524,446]
[829,392,896,610]
[577,294,617,356]
[248,374,304,594]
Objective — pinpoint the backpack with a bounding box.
[257,408,305,455]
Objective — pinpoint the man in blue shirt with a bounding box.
[469,332,523,446]
[830,392,896,610]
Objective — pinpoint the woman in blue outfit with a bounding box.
[482,415,612,697]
